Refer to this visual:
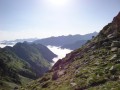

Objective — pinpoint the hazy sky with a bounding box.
[0,0,120,41]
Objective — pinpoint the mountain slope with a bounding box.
[34,32,98,47]
[61,40,87,50]
[23,12,120,90]
[0,48,34,90]
[0,42,57,90]
[8,42,57,76]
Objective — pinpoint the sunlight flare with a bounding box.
[48,0,70,6]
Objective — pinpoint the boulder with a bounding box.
[57,70,66,76]
[70,82,77,87]
[109,54,117,61]
[107,34,114,39]
[52,70,66,80]
[91,46,96,50]
[90,56,95,60]
[94,61,100,65]
[102,42,110,46]
[115,59,120,63]
[109,66,114,71]
[70,79,74,82]
[111,41,120,47]
[75,70,80,75]
[111,47,118,52]
[101,55,106,59]
[109,66,117,75]
[119,76,120,79]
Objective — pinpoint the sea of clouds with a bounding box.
[0,44,13,48]
[47,45,72,65]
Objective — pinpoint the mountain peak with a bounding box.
[98,12,120,41]
[113,12,120,26]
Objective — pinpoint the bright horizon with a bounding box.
[0,31,97,41]
[0,0,120,41]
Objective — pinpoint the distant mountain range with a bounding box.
[0,42,57,89]
[0,38,38,46]
[61,40,87,50]
[34,32,98,50]
[0,32,98,50]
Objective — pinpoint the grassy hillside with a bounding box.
[0,42,57,90]
[22,12,120,90]
[0,49,34,90]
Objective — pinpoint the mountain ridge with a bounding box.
[0,42,57,90]
[61,40,87,50]
[34,32,98,47]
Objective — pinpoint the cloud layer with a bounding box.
[47,45,72,65]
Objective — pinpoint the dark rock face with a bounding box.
[52,71,59,80]
[113,12,120,26]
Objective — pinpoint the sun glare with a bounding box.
[48,0,69,7]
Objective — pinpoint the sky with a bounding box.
[0,0,120,41]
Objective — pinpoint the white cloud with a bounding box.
[47,45,72,65]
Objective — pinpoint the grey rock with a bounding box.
[102,55,106,59]
[115,59,120,63]
[107,34,114,39]
[70,79,74,82]
[52,70,66,80]
[109,54,117,61]
[90,56,95,60]
[119,76,120,79]
[111,47,118,52]
[109,66,114,71]
[94,61,100,65]
[111,41,120,47]
[70,82,77,87]
[91,46,96,49]
[102,42,110,46]
[57,70,66,76]
[75,70,80,75]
